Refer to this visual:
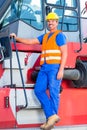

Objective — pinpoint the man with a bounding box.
[10,12,67,130]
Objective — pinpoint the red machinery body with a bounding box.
[0,42,87,129]
[0,0,87,129]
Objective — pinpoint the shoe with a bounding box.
[40,122,46,129]
[44,114,60,130]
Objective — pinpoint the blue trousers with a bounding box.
[34,63,62,119]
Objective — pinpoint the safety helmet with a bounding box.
[46,12,59,21]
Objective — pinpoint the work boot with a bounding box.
[40,122,46,129]
[44,114,60,130]
[40,122,54,130]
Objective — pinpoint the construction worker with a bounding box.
[10,12,67,130]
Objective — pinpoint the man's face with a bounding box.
[47,20,58,31]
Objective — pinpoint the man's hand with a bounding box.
[10,33,17,39]
[57,69,64,80]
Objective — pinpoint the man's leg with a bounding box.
[44,69,61,130]
[34,68,54,119]
[48,69,62,114]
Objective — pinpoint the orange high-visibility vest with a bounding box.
[40,30,62,65]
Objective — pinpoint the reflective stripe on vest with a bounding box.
[40,30,61,65]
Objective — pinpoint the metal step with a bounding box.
[4,125,87,130]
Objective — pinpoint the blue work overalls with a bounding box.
[34,63,61,119]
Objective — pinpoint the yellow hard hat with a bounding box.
[46,12,59,20]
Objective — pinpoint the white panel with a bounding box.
[16,89,46,124]
[17,109,46,124]
[0,69,27,87]
[3,52,26,69]
[16,89,41,108]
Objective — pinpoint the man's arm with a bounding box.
[57,44,67,80]
[10,33,40,45]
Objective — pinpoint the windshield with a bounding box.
[1,0,43,30]
[46,0,78,31]
[46,0,77,8]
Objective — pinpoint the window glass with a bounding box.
[52,8,78,31]
[1,0,43,30]
[0,0,6,7]
[20,0,43,29]
[46,0,77,8]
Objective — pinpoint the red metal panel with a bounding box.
[57,87,87,126]
[11,43,41,52]
[65,42,87,68]
[11,42,87,68]
[0,88,16,128]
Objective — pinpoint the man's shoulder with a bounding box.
[57,32,66,38]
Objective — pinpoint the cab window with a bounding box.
[52,8,78,31]
[46,0,77,8]
[0,0,43,30]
